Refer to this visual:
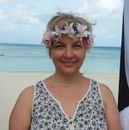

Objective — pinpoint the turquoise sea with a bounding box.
[0,43,121,73]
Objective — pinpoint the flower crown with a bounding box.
[43,22,93,47]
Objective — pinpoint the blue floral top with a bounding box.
[31,79,107,130]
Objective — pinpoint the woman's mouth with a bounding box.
[61,60,77,67]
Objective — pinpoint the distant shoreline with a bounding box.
[0,42,121,48]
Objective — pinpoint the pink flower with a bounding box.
[43,31,54,47]
[82,36,92,47]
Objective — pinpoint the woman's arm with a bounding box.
[100,84,121,130]
[9,86,34,130]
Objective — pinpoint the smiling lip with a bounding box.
[61,60,77,67]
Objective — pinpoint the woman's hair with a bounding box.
[47,12,93,32]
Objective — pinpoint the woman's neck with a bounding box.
[51,71,84,87]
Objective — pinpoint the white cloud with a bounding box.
[0,4,43,31]
[0,0,17,4]
[78,0,123,19]
[0,10,7,20]
[14,5,40,25]
[99,0,122,10]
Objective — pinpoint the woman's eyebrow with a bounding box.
[56,41,64,44]
[73,40,81,44]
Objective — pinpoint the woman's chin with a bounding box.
[58,67,80,75]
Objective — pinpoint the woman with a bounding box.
[9,12,121,130]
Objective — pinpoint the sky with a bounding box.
[0,0,123,47]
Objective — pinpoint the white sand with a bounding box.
[0,72,119,130]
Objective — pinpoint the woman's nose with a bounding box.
[64,47,74,59]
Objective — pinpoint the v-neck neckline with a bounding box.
[42,79,92,121]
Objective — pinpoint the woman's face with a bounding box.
[50,35,86,75]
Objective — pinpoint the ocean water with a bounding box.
[0,43,121,73]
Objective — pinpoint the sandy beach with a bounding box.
[0,72,120,130]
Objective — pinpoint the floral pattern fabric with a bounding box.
[31,79,107,130]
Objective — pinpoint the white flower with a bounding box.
[76,23,87,33]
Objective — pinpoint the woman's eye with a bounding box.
[55,44,64,48]
[73,44,82,48]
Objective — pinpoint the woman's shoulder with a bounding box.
[19,79,45,100]
[99,83,112,94]
[23,80,45,94]
[88,79,108,102]
[14,85,35,109]
[97,82,117,109]
[90,78,110,92]
[20,85,35,99]
[89,78,115,103]
[24,80,47,97]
